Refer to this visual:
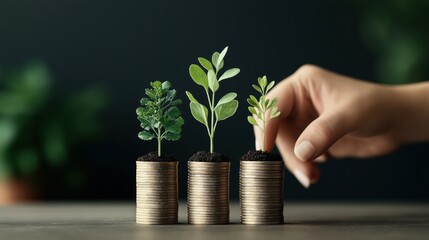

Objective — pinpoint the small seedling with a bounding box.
[136,81,184,157]
[186,46,240,153]
[247,76,281,152]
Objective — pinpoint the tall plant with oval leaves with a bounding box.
[186,47,240,153]
[247,76,281,152]
[136,81,184,157]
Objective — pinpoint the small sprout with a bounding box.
[186,47,240,153]
[247,76,280,152]
[136,81,184,157]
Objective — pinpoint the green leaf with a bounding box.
[212,52,219,68]
[216,92,237,107]
[264,98,270,109]
[258,76,267,91]
[136,107,144,116]
[161,81,171,90]
[164,116,184,134]
[252,84,262,94]
[207,69,219,92]
[185,91,199,103]
[138,131,155,140]
[165,89,176,102]
[250,95,259,107]
[198,57,213,71]
[266,80,275,92]
[270,110,281,119]
[218,58,224,70]
[215,100,238,121]
[189,64,208,90]
[247,116,258,126]
[164,106,181,118]
[145,88,156,99]
[247,97,258,107]
[140,97,149,106]
[216,46,228,68]
[267,97,279,109]
[151,81,162,89]
[164,132,181,141]
[218,68,240,81]
[190,102,208,127]
[248,106,257,115]
[169,99,182,106]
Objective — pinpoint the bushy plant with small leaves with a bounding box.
[186,47,240,153]
[136,81,184,157]
[247,76,280,152]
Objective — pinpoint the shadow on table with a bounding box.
[287,214,429,227]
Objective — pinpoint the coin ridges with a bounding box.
[136,161,178,225]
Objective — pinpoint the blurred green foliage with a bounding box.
[346,0,429,84]
[0,61,106,191]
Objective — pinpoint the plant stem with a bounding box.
[261,119,265,152]
[262,94,266,152]
[210,91,215,153]
[157,127,162,157]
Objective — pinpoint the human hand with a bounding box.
[255,65,429,188]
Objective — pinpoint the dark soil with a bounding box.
[240,150,282,161]
[189,151,230,162]
[137,151,178,162]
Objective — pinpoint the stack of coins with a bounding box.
[136,161,178,224]
[240,161,284,224]
[187,161,230,224]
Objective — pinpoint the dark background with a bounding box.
[0,0,428,201]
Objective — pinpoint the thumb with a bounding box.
[294,111,354,161]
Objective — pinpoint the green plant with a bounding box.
[136,81,184,157]
[247,76,280,152]
[342,0,429,84]
[186,47,240,153]
[0,61,106,190]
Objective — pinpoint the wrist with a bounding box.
[390,82,429,144]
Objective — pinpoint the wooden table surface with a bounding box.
[1,202,428,240]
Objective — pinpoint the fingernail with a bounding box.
[293,169,310,189]
[295,140,316,161]
[314,155,327,163]
[255,140,260,150]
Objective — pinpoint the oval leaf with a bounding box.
[198,57,213,71]
[190,102,208,127]
[258,76,268,91]
[161,81,171,90]
[216,92,237,107]
[138,131,155,141]
[216,46,228,68]
[211,52,219,68]
[248,106,257,115]
[266,80,275,92]
[247,116,258,126]
[267,97,278,109]
[208,69,219,92]
[185,91,199,103]
[219,68,240,81]
[215,100,238,121]
[247,97,258,108]
[270,111,281,119]
[189,64,208,89]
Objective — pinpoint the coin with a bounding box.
[136,161,178,225]
[187,161,230,225]
[239,160,284,225]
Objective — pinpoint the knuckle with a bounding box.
[311,118,336,141]
[296,64,322,78]
[293,64,325,87]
